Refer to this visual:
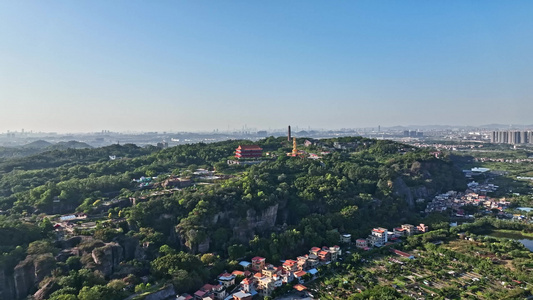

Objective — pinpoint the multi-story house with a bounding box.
[257,277,275,296]
[356,238,368,249]
[251,256,266,272]
[262,264,280,278]
[307,253,320,268]
[318,249,331,261]
[328,245,341,261]
[240,278,253,293]
[283,259,299,272]
[393,227,406,236]
[212,284,226,300]
[371,227,388,245]
[417,223,429,233]
[401,224,416,236]
[218,273,235,287]
[296,256,308,270]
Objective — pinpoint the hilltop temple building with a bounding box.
[235,145,263,159]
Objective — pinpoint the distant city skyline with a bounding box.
[1,1,532,133]
[2,123,533,135]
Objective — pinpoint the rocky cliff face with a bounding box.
[11,254,55,300]
[33,278,58,300]
[232,204,279,242]
[91,243,124,277]
[246,204,279,229]
[0,269,16,300]
[120,236,145,261]
[392,177,431,209]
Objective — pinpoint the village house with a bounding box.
[283,259,299,272]
[251,257,266,272]
[262,264,280,278]
[212,284,226,300]
[370,227,388,246]
[280,270,295,283]
[328,245,341,261]
[309,247,321,256]
[240,278,253,293]
[217,273,235,288]
[317,249,331,261]
[340,233,352,243]
[297,255,309,270]
[307,253,320,268]
[401,224,416,236]
[294,270,307,283]
[393,227,406,236]
[232,291,252,300]
[417,223,429,233]
[356,238,368,249]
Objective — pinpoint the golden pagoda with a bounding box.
[292,137,298,156]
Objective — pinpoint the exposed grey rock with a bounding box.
[92,242,124,277]
[12,254,55,300]
[0,269,16,300]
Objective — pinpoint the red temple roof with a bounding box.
[237,145,262,150]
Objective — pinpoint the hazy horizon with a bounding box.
[1,1,532,133]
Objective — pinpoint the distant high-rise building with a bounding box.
[491,130,532,144]
[288,125,291,141]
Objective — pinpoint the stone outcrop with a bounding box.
[246,204,278,229]
[232,204,279,242]
[0,269,16,300]
[33,278,58,300]
[393,177,433,209]
[12,254,56,300]
[197,238,210,253]
[92,243,124,277]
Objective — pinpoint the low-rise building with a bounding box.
[356,238,368,249]
[218,273,235,288]
[340,233,352,243]
[417,223,429,233]
[232,291,252,300]
[393,227,405,236]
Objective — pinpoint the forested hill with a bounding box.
[0,136,466,300]
[0,140,94,161]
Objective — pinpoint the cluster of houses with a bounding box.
[424,181,507,216]
[354,224,429,250]
[179,246,341,300]
[473,157,533,163]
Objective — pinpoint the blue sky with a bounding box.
[1,1,532,132]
